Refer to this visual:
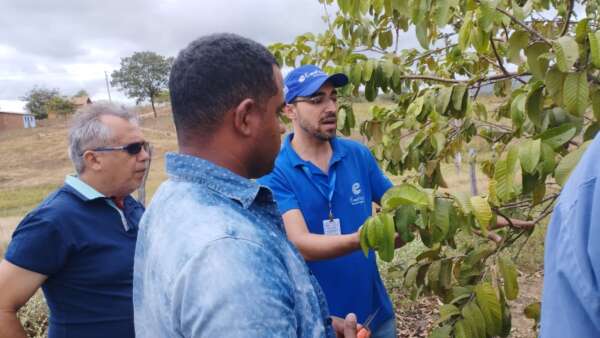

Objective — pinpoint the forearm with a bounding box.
[0,311,27,338]
[291,232,360,261]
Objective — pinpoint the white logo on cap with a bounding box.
[298,75,306,83]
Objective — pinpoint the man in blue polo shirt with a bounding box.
[0,103,149,338]
[259,65,397,338]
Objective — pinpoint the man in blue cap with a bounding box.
[259,65,397,338]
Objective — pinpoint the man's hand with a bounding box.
[332,313,366,338]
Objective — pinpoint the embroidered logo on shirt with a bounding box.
[352,182,361,195]
[350,182,365,205]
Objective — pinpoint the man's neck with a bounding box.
[291,130,333,173]
[78,173,120,199]
[179,133,250,179]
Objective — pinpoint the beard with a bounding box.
[297,112,337,141]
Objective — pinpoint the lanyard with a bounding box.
[301,165,337,221]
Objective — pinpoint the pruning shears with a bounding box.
[357,307,380,338]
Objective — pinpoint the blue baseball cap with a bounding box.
[283,65,349,104]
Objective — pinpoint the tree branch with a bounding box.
[492,5,553,45]
[560,0,575,37]
[399,72,529,85]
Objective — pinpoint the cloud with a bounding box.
[0,0,328,101]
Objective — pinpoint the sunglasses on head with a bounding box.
[88,141,149,156]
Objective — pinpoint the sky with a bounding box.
[0,0,338,104]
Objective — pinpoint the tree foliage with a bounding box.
[46,96,76,118]
[21,87,60,119]
[111,51,173,118]
[274,0,600,336]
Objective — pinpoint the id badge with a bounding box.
[323,218,342,236]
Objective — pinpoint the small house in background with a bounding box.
[71,95,92,109]
[47,95,92,119]
[0,100,36,132]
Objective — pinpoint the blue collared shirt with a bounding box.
[133,152,334,338]
[540,134,600,337]
[5,175,143,338]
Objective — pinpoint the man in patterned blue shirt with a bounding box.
[133,33,360,338]
[540,134,600,337]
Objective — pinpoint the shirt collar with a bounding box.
[65,175,105,201]
[282,133,346,169]
[165,152,266,209]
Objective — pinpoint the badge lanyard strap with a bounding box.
[301,166,337,221]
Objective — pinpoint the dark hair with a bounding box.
[169,33,278,138]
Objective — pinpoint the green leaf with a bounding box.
[416,20,429,49]
[439,259,453,290]
[379,30,394,50]
[394,205,417,243]
[458,13,473,51]
[544,66,566,105]
[475,283,502,336]
[519,139,541,174]
[433,198,452,243]
[363,59,375,82]
[589,31,600,68]
[554,36,579,72]
[563,71,589,117]
[478,0,497,32]
[555,140,592,186]
[470,196,492,233]
[538,124,577,149]
[507,31,529,64]
[377,213,396,262]
[465,243,496,266]
[350,62,363,85]
[526,81,544,128]
[576,19,589,43]
[428,325,452,338]
[524,301,541,322]
[592,89,600,122]
[381,183,430,210]
[511,93,527,130]
[427,260,442,294]
[525,42,550,80]
[462,301,487,338]
[454,320,469,338]
[451,84,468,112]
[452,191,472,214]
[512,0,532,21]
[365,80,377,101]
[438,304,461,322]
[359,221,370,257]
[436,86,453,115]
[434,0,451,27]
[498,257,519,300]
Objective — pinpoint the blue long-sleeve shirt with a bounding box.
[540,134,600,337]
[133,153,334,338]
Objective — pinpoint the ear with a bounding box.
[82,151,103,172]
[283,104,296,120]
[232,98,259,137]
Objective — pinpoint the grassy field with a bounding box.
[0,98,544,337]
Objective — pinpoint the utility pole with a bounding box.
[104,71,112,103]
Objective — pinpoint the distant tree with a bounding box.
[21,87,60,119]
[154,90,171,105]
[46,96,76,118]
[111,51,173,118]
[74,89,89,97]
